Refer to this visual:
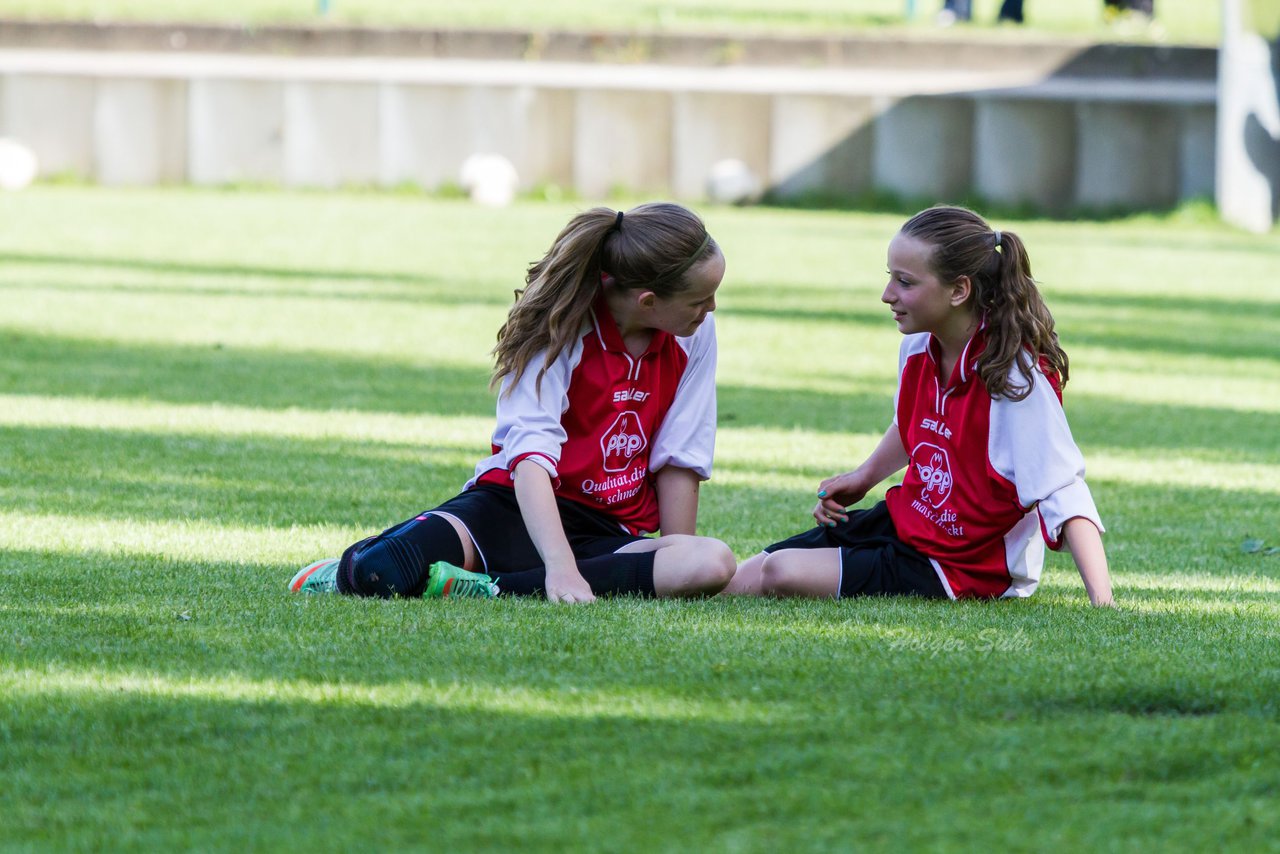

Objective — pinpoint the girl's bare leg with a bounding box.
[759,548,842,598]
[721,549,842,598]
[614,535,736,597]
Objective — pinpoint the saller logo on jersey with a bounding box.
[912,441,953,508]
[601,410,648,472]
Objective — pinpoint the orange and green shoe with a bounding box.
[289,558,340,595]
[423,563,499,599]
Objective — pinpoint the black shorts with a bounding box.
[420,483,648,574]
[764,501,947,599]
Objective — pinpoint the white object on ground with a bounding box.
[460,153,519,207]
[0,138,38,190]
[706,158,762,205]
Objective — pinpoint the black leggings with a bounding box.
[337,513,656,599]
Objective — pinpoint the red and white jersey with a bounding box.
[468,295,717,534]
[885,331,1103,599]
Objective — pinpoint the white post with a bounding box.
[1216,0,1280,232]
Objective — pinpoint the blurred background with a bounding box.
[0,1,1276,229]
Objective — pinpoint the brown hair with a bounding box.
[492,202,716,394]
[900,205,1068,400]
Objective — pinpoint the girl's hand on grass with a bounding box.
[813,472,866,527]
[545,564,596,604]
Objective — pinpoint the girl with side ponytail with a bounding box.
[292,203,735,604]
[726,205,1114,608]
[899,207,1069,402]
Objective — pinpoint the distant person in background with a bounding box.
[1104,0,1154,19]
[937,0,972,26]
[997,0,1024,24]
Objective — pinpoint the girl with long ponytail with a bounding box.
[292,202,735,604]
[726,205,1114,607]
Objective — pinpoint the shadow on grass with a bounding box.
[0,419,872,533]
[717,290,891,328]
[1068,396,1279,461]
[3,404,1276,548]
[16,329,1277,455]
[0,249,445,288]
[719,303,889,328]
[718,386,892,433]
[1063,478,1279,541]
[0,424,479,529]
[0,276,512,309]
[1053,291,1280,364]
[0,331,499,416]
[1,330,899,433]
[7,333,1275,456]
[0,420,875,533]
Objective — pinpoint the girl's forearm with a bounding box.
[856,424,909,487]
[1063,517,1114,607]
[655,466,701,536]
[512,460,578,572]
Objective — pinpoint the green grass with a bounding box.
[2,186,1279,851]
[0,0,1224,45]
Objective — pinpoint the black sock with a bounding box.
[337,514,466,598]
[494,551,657,598]
[491,566,546,597]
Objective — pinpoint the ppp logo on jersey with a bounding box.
[601,410,648,472]
[912,442,953,508]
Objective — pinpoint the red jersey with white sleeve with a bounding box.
[468,294,717,535]
[885,331,1103,599]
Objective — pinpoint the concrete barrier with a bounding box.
[187,78,284,184]
[769,94,876,199]
[1,73,94,177]
[973,100,1076,213]
[0,46,1217,212]
[96,77,187,185]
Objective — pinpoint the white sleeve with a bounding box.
[893,334,930,427]
[487,338,582,482]
[649,314,717,479]
[988,366,1103,549]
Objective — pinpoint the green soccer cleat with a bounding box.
[423,562,499,599]
[289,558,341,595]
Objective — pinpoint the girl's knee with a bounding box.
[696,538,737,591]
[660,537,736,595]
[346,538,419,598]
[758,551,816,597]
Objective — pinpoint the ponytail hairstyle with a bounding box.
[900,205,1068,400]
[492,202,716,394]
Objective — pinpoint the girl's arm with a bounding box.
[1063,517,1114,607]
[655,466,701,536]
[512,459,596,604]
[815,424,908,525]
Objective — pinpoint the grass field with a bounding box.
[0,0,1224,44]
[1,186,1278,851]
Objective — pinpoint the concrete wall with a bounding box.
[1217,0,1280,232]
[0,50,1217,212]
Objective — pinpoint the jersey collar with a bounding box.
[927,325,988,390]
[591,291,671,357]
